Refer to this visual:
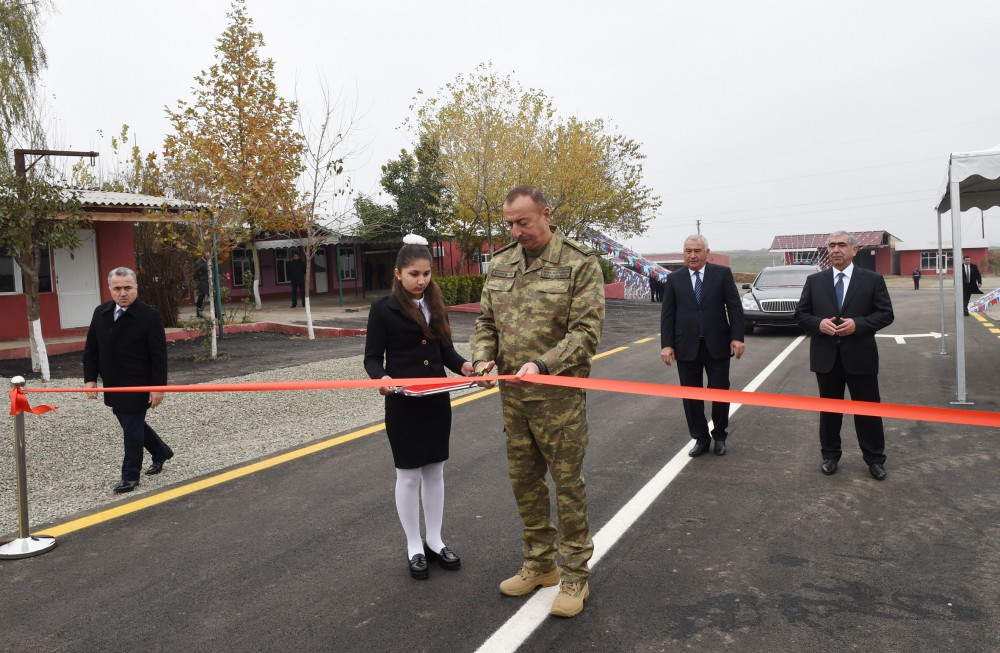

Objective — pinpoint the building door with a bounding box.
[54,229,100,328]
[314,249,328,294]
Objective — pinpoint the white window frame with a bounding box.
[338,245,357,280]
[274,248,293,284]
[0,249,53,294]
[232,248,253,286]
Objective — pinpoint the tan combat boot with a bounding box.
[498,566,560,597]
[549,580,589,617]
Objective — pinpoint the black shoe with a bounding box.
[688,440,710,457]
[113,479,139,493]
[424,541,461,570]
[821,459,837,475]
[408,554,429,579]
[145,450,174,476]
[869,463,887,481]
[714,440,726,456]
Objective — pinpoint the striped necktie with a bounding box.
[694,271,704,336]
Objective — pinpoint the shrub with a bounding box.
[597,257,616,284]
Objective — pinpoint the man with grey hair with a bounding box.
[84,266,173,493]
[660,234,745,457]
[795,231,894,480]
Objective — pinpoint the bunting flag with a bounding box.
[582,227,670,283]
[969,286,999,313]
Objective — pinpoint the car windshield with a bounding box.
[755,268,814,287]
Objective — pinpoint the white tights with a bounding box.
[395,462,447,559]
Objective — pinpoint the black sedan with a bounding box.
[740,265,821,335]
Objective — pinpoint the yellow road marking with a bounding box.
[633,337,654,344]
[595,346,629,359]
[990,328,1000,334]
[34,342,641,538]
[971,313,988,322]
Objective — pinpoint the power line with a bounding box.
[660,156,941,196]
[660,115,1000,173]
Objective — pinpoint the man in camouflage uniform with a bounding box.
[470,184,605,618]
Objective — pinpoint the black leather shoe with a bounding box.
[714,440,726,456]
[145,450,174,476]
[821,459,837,475]
[869,463,887,481]
[424,541,461,570]
[408,554,429,579]
[688,440,710,457]
[113,479,139,493]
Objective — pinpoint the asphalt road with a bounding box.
[1,293,998,652]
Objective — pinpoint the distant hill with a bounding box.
[721,249,779,273]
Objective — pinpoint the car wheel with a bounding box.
[744,323,756,336]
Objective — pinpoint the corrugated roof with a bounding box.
[769,231,891,250]
[64,188,205,210]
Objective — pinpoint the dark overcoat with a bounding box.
[83,299,168,413]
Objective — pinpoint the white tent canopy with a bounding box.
[934,144,1000,403]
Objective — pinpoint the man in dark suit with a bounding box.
[795,231,894,480]
[961,255,982,316]
[84,267,173,493]
[288,252,307,308]
[660,235,745,457]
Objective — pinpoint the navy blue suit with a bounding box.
[795,266,894,464]
[660,263,744,442]
[84,299,172,482]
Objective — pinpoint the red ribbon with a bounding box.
[11,375,1000,428]
[8,387,56,416]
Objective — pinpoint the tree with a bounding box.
[164,0,304,308]
[540,117,661,238]
[407,63,660,249]
[0,0,50,167]
[409,63,552,259]
[296,81,364,337]
[0,168,86,379]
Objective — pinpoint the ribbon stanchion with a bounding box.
[1,377,57,559]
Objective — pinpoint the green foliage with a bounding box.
[435,274,485,306]
[407,62,661,244]
[597,256,616,284]
[0,0,50,164]
[0,171,88,320]
[163,0,304,284]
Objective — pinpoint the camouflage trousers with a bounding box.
[501,391,593,582]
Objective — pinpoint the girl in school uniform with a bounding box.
[363,234,475,579]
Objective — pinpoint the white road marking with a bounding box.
[875,332,942,344]
[475,335,808,653]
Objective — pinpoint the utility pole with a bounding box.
[696,219,701,235]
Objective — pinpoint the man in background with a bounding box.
[795,231,894,480]
[289,252,306,308]
[961,255,982,315]
[84,267,173,493]
[660,234,745,457]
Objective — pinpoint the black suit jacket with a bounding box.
[795,267,894,375]
[660,263,744,361]
[962,263,982,292]
[364,295,466,380]
[83,299,168,412]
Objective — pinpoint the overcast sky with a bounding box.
[37,0,1000,253]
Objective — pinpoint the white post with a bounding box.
[936,211,946,355]
[949,178,969,404]
[0,376,57,559]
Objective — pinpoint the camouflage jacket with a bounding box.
[470,228,605,401]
